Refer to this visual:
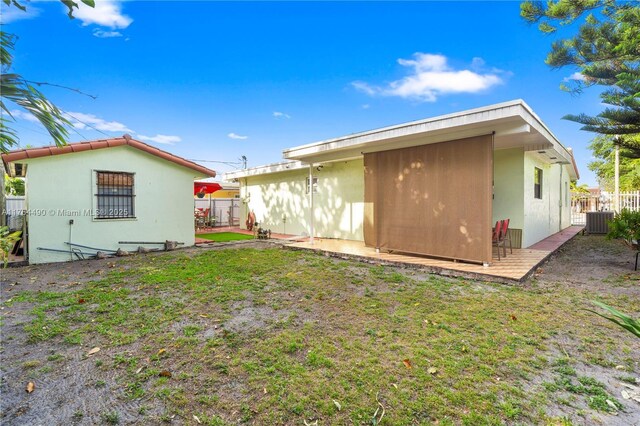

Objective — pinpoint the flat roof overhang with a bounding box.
[225,100,579,181]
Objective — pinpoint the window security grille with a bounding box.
[95,171,135,219]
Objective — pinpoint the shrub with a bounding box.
[607,209,640,248]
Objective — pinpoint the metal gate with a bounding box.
[4,196,25,231]
[194,198,240,227]
[571,191,640,225]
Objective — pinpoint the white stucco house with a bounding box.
[224,100,579,265]
[1,135,216,264]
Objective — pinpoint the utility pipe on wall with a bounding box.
[68,219,74,261]
[309,163,314,245]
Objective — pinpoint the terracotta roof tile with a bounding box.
[1,135,216,178]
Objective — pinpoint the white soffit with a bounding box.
[223,160,307,180]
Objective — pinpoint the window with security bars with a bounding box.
[96,171,135,219]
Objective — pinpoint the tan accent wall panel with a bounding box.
[363,135,493,264]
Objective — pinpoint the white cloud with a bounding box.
[565,72,585,82]
[73,0,132,29]
[9,110,41,123]
[361,104,370,109]
[273,111,291,119]
[12,108,184,145]
[351,81,377,96]
[93,28,123,38]
[137,134,181,145]
[228,132,248,140]
[352,53,505,102]
[0,3,41,24]
[64,112,133,133]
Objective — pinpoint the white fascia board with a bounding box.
[225,100,579,181]
[223,161,307,180]
[282,99,527,160]
[279,99,578,180]
[517,101,579,179]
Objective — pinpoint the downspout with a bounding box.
[308,163,314,245]
[559,164,563,232]
[68,219,74,261]
[486,131,495,267]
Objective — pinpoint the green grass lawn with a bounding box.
[2,242,638,425]
[196,232,255,242]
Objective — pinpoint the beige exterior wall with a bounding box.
[522,153,572,247]
[492,148,525,231]
[239,150,572,250]
[241,159,364,240]
[22,146,200,264]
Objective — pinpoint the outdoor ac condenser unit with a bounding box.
[585,211,614,234]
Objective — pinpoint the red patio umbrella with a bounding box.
[194,182,222,195]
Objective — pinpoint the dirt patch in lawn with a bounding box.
[524,234,639,426]
[0,236,638,425]
[528,234,639,296]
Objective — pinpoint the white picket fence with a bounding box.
[571,190,640,225]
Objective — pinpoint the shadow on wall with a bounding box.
[245,162,364,239]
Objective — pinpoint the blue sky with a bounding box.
[2,1,605,185]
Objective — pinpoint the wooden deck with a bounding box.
[287,226,584,284]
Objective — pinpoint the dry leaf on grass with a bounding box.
[620,382,640,403]
[157,348,166,356]
[510,314,517,321]
[333,399,342,411]
[26,382,35,393]
[193,415,202,424]
[87,347,100,356]
[402,359,412,369]
[428,367,438,375]
[159,371,172,378]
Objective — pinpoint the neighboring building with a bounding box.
[225,100,579,265]
[211,182,240,199]
[193,181,240,199]
[1,135,216,264]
